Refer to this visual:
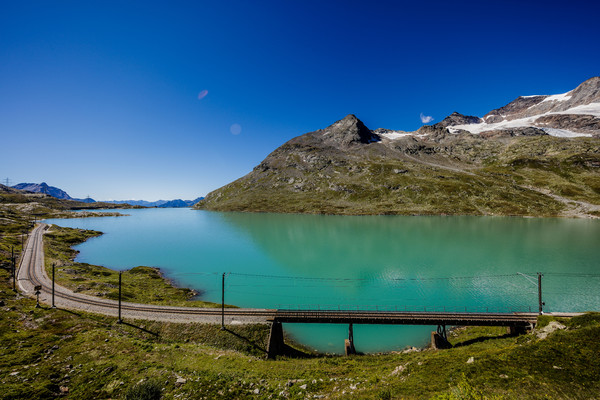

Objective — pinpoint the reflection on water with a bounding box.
[45,209,600,353]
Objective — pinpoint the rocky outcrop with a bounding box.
[434,112,482,127]
[483,96,547,123]
[320,114,380,147]
[479,127,548,139]
[534,114,600,135]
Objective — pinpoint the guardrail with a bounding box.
[274,304,534,313]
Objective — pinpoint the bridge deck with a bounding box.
[273,310,539,327]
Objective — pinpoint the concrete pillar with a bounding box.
[345,323,356,355]
[508,325,528,336]
[431,331,452,350]
[266,320,285,359]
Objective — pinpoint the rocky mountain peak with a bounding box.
[434,112,482,128]
[322,114,379,147]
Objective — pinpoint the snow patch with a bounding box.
[541,128,592,138]
[554,102,600,117]
[450,115,540,134]
[379,131,413,140]
[541,91,572,103]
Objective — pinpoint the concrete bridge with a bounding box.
[265,309,543,358]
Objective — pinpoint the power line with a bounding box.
[227,271,527,282]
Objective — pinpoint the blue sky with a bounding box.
[1,0,598,200]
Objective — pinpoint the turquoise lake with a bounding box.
[45,209,600,353]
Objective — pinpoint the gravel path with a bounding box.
[17,223,274,325]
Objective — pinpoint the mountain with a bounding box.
[12,182,96,203]
[158,198,204,208]
[196,78,600,218]
[446,76,600,137]
[103,197,204,208]
[13,182,73,199]
[10,183,203,208]
[103,200,168,207]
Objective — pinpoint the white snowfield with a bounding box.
[554,103,600,117]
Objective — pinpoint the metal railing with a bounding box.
[274,304,534,313]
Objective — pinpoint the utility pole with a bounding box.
[538,273,544,314]
[11,246,16,291]
[34,285,42,308]
[51,263,56,308]
[117,272,122,323]
[221,272,225,330]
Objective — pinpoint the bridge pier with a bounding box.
[345,323,356,356]
[266,320,285,359]
[508,324,529,336]
[431,324,452,350]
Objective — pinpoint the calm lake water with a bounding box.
[45,209,600,353]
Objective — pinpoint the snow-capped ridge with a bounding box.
[445,77,600,138]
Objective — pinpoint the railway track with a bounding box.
[17,224,275,323]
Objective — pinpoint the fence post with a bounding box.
[117,272,122,324]
[538,273,544,314]
[221,273,225,330]
[51,263,56,308]
[11,246,16,291]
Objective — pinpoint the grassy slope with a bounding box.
[2,182,600,399]
[2,267,599,400]
[197,136,600,217]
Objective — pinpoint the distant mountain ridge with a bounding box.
[12,182,203,208]
[12,182,95,203]
[103,198,204,207]
[196,77,600,218]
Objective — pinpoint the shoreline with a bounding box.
[43,223,229,309]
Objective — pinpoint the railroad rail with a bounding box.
[17,223,276,324]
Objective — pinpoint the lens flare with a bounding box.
[230,123,242,135]
[197,90,208,100]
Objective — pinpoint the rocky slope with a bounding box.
[196,78,600,217]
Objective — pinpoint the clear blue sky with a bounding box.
[1,0,598,200]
